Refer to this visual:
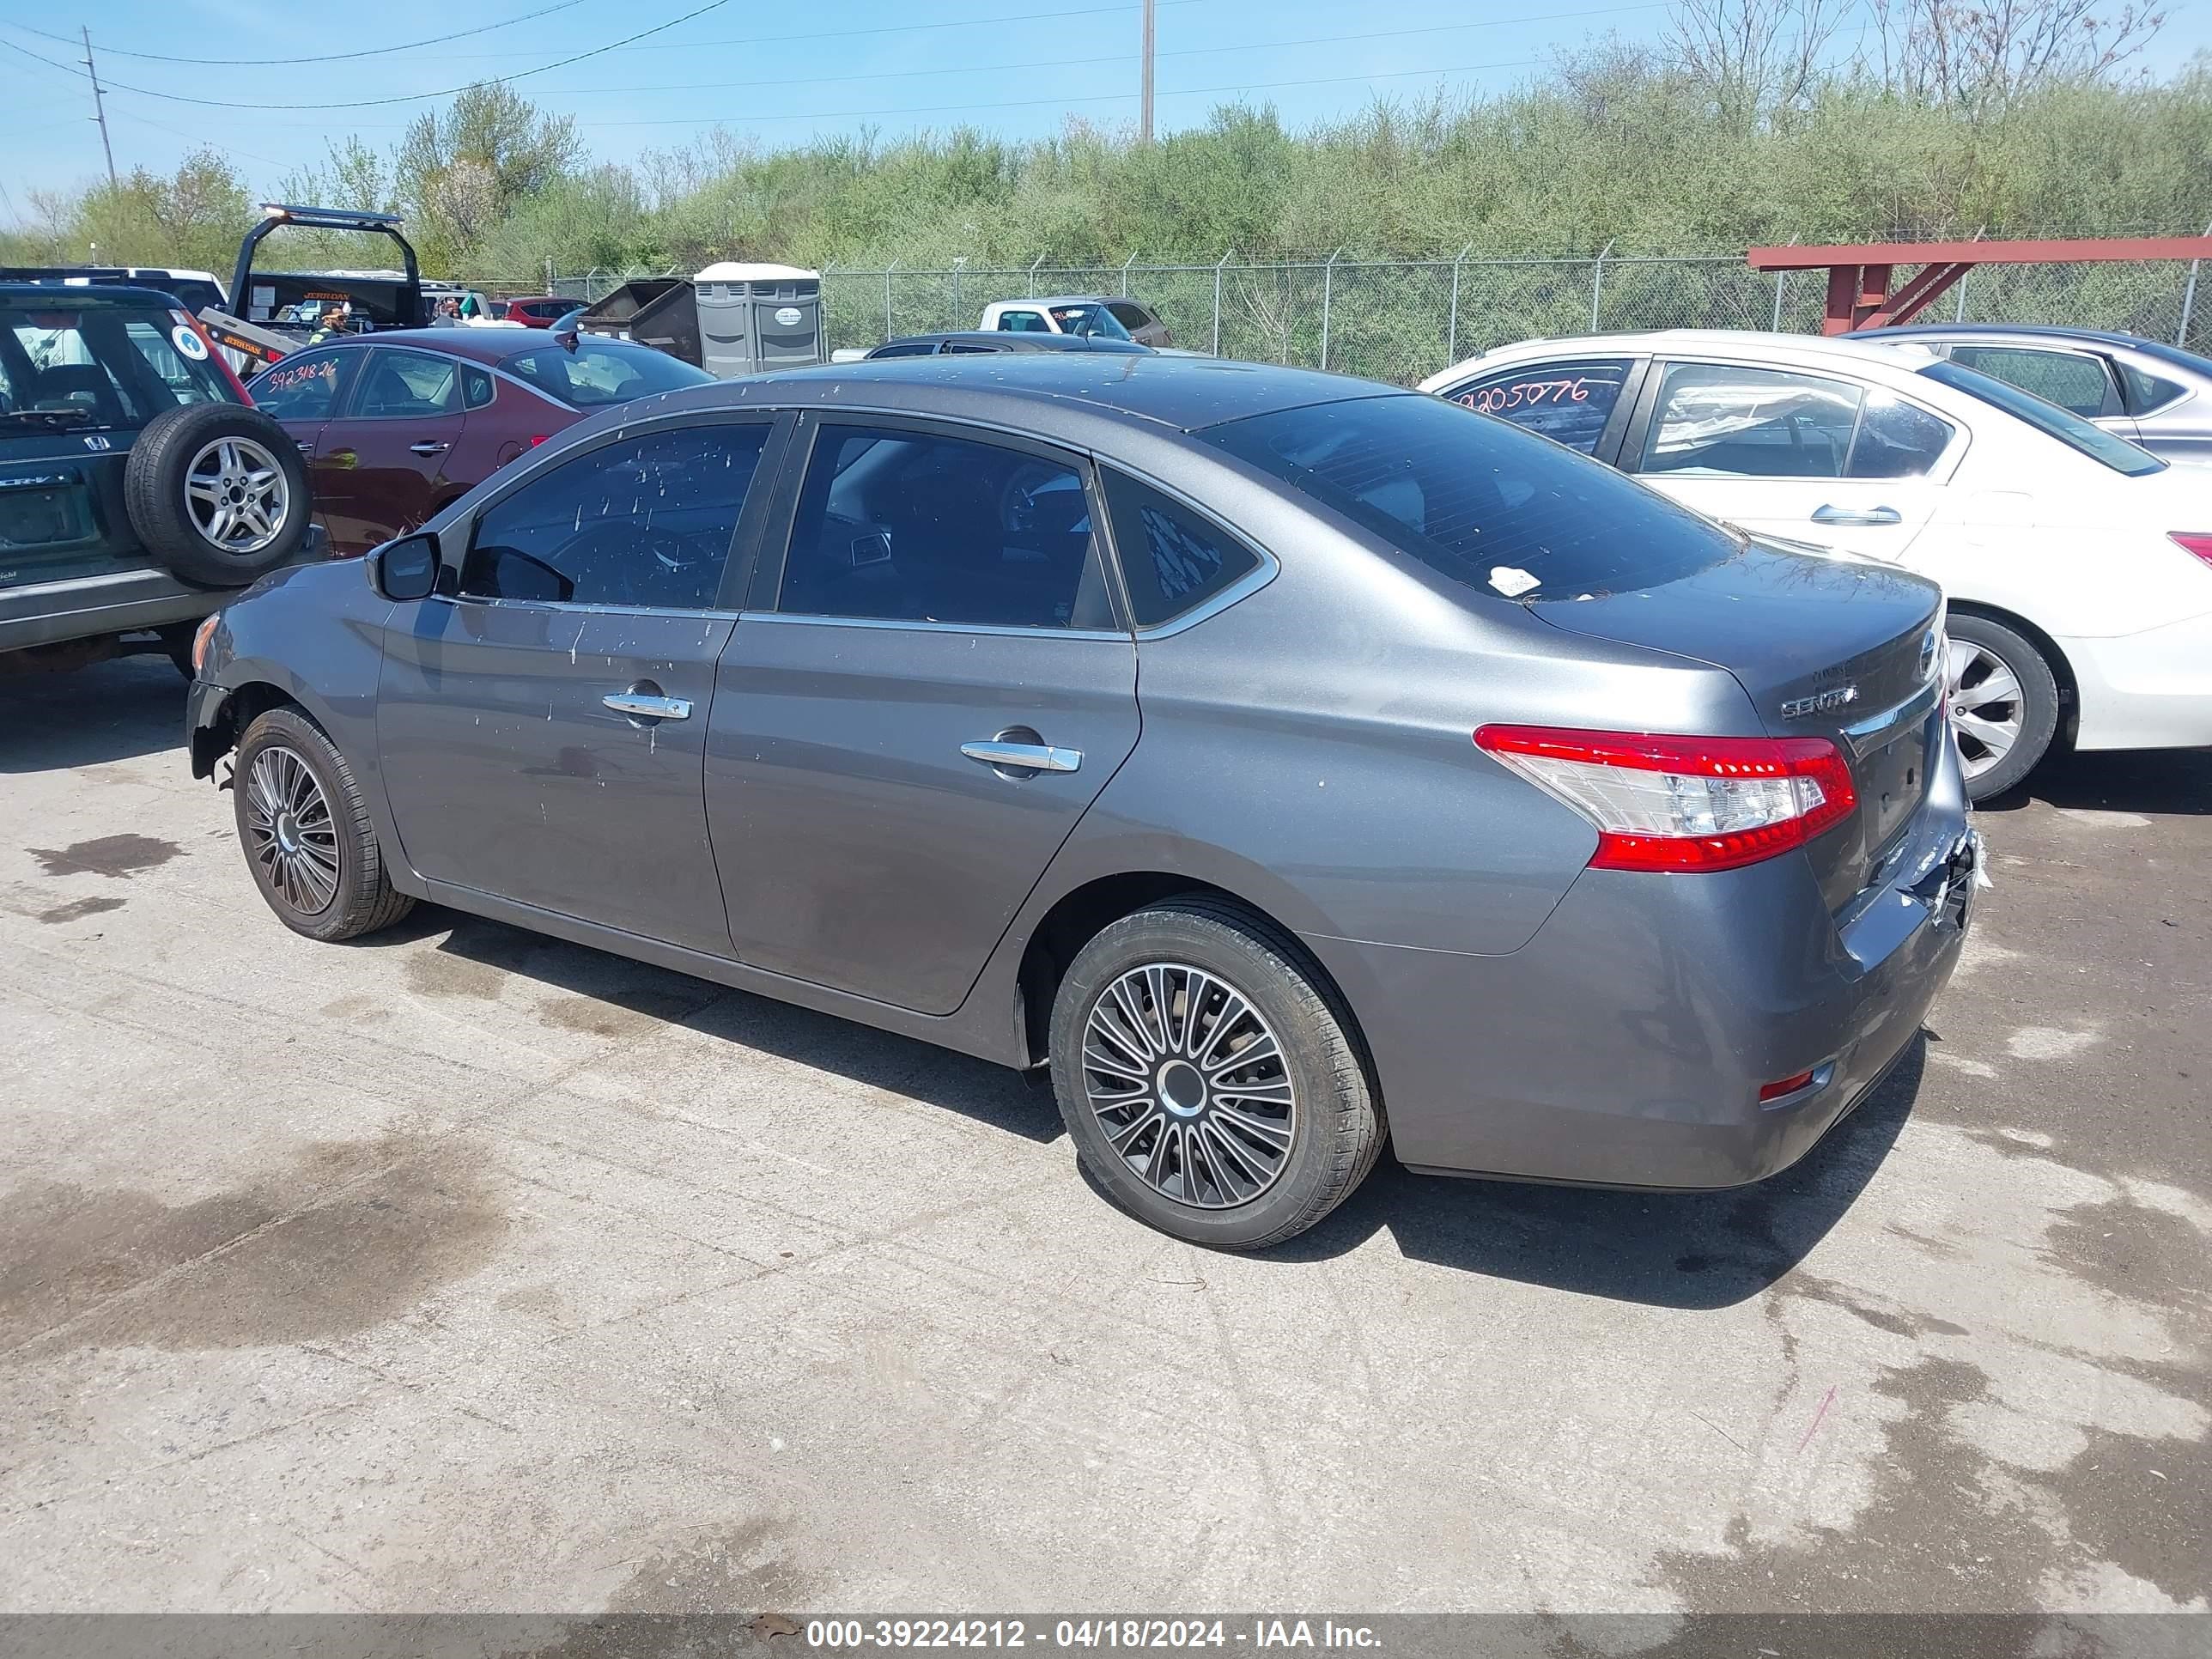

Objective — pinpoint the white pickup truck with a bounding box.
[979,295,1173,348]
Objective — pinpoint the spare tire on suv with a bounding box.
[125,403,312,589]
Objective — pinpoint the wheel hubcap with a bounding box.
[245,745,340,915]
[1081,963,1297,1210]
[185,435,288,554]
[1946,638,2024,781]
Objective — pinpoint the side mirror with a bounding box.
[368,532,439,602]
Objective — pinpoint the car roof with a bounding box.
[878,331,1149,354]
[1000,295,1132,309]
[0,282,190,310]
[636,351,1397,434]
[276,326,600,365]
[1438,328,1942,384]
[1847,321,2212,375]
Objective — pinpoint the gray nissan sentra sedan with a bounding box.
[185,354,1981,1249]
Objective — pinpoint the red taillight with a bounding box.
[2170,532,2212,568]
[1759,1068,1820,1103]
[528,433,551,447]
[1474,726,1857,873]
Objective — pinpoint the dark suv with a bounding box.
[1,283,320,676]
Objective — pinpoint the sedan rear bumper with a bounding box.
[1310,754,1976,1190]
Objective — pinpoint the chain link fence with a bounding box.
[514,252,2211,384]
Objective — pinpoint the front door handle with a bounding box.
[961,739,1081,774]
[603,692,692,721]
[1811,503,1902,526]
[410,441,451,457]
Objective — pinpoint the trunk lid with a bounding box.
[0,426,135,592]
[1532,542,1944,910]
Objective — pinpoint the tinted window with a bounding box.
[781,425,1112,629]
[462,364,495,409]
[1946,346,2114,417]
[1107,301,1152,331]
[867,341,939,358]
[1922,361,2164,476]
[249,350,353,421]
[1443,358,1632,455]
[460,423,768,609]
[505,340,714,408]
[1200,393,1737,602]
[356,349,459,418]
[2120,360,2187,414]
[2,305,231,426]
[1048,303,1132,340]
[940,341,1004,355]
[998,310,1050,333]
[1846,393,1954,478]
[1641,362,1860,478]
[1101,470,1261,626]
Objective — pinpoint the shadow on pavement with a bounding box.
[408,909,1066,1146]
[1978,744,2212,816]
[0,656,188,775]
[1271,1037,1926,1307]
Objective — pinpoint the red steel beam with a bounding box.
[1751,236,2212,269]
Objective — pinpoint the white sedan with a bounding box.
[1420,330,2212,799]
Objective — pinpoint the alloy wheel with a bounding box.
[245,744,341,915]
[1947,638,2024,783]
[185,435,289,554]
[1081,963,1297,1209]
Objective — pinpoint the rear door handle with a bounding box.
[603,692,692,720]
[961,739,1082,774]
[1811,503,1902,526]
[410,441,451,457]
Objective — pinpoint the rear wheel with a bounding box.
[233,707,414,942]
[1048,897,1382,1249]
[1946,613,2059,801]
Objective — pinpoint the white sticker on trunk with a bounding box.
[171,325,210,360]
[1489,565,1540,598]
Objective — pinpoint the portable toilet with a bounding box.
[692,261,824,378]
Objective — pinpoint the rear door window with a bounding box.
[356,348,459,418]
[1200,392,1738,602]
[1439,358,1633,455]
[778,423,1115,629]
[1945,345,2117,417]
[1107,301,1153,332]
[1639,362,1862,478]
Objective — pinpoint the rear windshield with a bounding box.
[505,339,714,408]
[0,304,233,429]
[1920,360,2164,475]
[1199,392,1741,601]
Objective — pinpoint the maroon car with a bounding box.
[499,296,571,329]
[246,328,712,556]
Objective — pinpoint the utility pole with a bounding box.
[1139,0,1155,143]
[82,27,117,185]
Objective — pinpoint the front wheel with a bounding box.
[1946,614,2060,801]
[233,707,414,942]
[1048,898,1383,1249]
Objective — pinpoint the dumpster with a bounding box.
[576,277,701,366]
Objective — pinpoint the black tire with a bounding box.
[1048,896,1384,1250]
[125,404,311,589]
[1947,612,2060,802]
[233,707,414,942]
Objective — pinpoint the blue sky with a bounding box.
[3,0,2208,217]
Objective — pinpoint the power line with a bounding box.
[0,0,740,109]
[0,0,588,65]
[555,56,1547,128]
[521,7,1667,98]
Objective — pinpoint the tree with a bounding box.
[395,82,579,258]
[1869,0,2168,114]
[1668,0,1848,123]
